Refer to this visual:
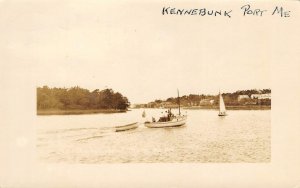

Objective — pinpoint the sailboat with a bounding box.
[144,90,187,128]
[142,109,146,118]
[218,91,227,116]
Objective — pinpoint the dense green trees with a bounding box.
[37,86,130,110]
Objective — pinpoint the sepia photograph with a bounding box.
[34,1,272,164]
[1,0,300,187]
[37,86,271,163]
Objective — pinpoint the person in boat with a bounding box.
[158,108,174,122]
[167,109,173,121]
[158,116,167,122]
[169,108,175,117]
[158,111,167,122]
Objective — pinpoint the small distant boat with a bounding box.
[142,110,146,118]
[144,89,187,128]
[218,91,227,116]
[115,122,139,132]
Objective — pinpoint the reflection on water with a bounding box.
[36,109,270,163]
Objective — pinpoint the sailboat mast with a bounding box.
[177,89,181,115]
[219,91,221,114]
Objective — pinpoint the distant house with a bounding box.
[200,99,213,106]
[251,93,271,99]
[238,95,250,101]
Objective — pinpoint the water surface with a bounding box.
[37,109,270,163]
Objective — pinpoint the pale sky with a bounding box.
[1,1,273,103]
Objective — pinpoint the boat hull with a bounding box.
[144,116,187,128]
[115,122,139,132]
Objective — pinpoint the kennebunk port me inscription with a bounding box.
[162,4,291,18]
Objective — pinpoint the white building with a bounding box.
[251,93,271,99]
[200,99,213,106]
[238,95,250,101]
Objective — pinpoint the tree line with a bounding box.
[37,86,130,110]
[147,89,271,107]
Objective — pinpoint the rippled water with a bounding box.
[37,109,270,163]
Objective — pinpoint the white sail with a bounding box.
[219,92,227,116]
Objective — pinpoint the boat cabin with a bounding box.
[158,109,175,122]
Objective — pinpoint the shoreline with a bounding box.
[133,105,271,110]
[184,105,271,110]
[37,105,271,115]
[37,109,127,115]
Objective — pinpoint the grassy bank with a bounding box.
[183,105,271,110]
[37,109,127,115]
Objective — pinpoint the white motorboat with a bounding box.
[144,115,187,128]
[144,89,187,128]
